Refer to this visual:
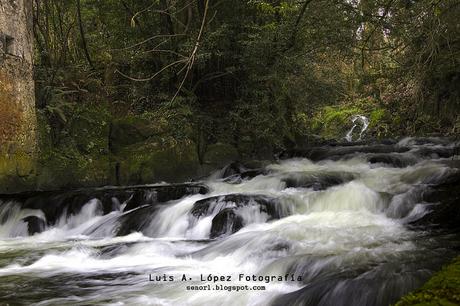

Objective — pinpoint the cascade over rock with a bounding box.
[0,137,459,305]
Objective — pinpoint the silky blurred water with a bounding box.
[0,138,459,305]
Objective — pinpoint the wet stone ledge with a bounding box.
[0,183,209,227]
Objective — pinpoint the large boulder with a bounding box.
[410,168,460,230]
[191,194,291,238]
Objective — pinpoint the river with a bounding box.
[0,137,459,305]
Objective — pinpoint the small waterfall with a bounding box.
[345,115,369,142]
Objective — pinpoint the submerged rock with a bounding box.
[116,205,157,236]
[367,154,417,168]
[409,169,460,230]
[21,216,46,235]
[220,162,246,178]
[123,184,209,211]
[397,137,454,147]
[282,172,355,190]
[210,208,244,238]
[85,204,159,237]
[191,194,286,219]
[280,144,411,161]
[219,161,266,181]
[412,146,460,159]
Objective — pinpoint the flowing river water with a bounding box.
[0,137,459,305]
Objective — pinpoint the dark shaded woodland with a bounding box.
[30,0,460,187]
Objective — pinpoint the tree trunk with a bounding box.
[76,0,93,68]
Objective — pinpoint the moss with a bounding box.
[395,256,460,306]
[369,108,387,124]
[309,96,398,140]
[0,152,34,177]
[369,108,391,138]
[204,143,239,166]
[310,105,363,139]
[115,141,202,185]
[0,67,37,193]
[35,146,110,190]
[109,116,159,153]
[0,152,36,193]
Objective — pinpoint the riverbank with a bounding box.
[0,106,242,193]
[396,256,460,305]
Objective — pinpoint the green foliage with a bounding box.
[30,0,460,188]
[310,105,362,139]
[369,108,390,138]
[37,99,111,188]
[395,256,460,306]
[115,141,200,184]
[308,95,395,140]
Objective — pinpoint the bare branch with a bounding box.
[115,59,187,82]
[131,2,157,25]
[111,34,185,51]
[169,0,210,104]
[144,49,188,58]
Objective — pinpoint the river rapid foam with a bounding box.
[0,137,459,305]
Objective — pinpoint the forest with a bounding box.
[0,1,459,305]
[30,0,460,188]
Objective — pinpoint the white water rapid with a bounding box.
[0,138,459,305]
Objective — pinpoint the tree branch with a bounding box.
[169,0,209,104]
[115,59,187,82]
[288,0,315,49]
[76,0,93,68]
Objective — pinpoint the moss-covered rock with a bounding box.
[2,100,245,191]
[395,256,460,306]
[109,116,160,153]
[204,143,239,166]
[35,149,110,190]
[309,99,392,140]
[310,105,364,140]
[0,152,36,193]
[114,141,202,185]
